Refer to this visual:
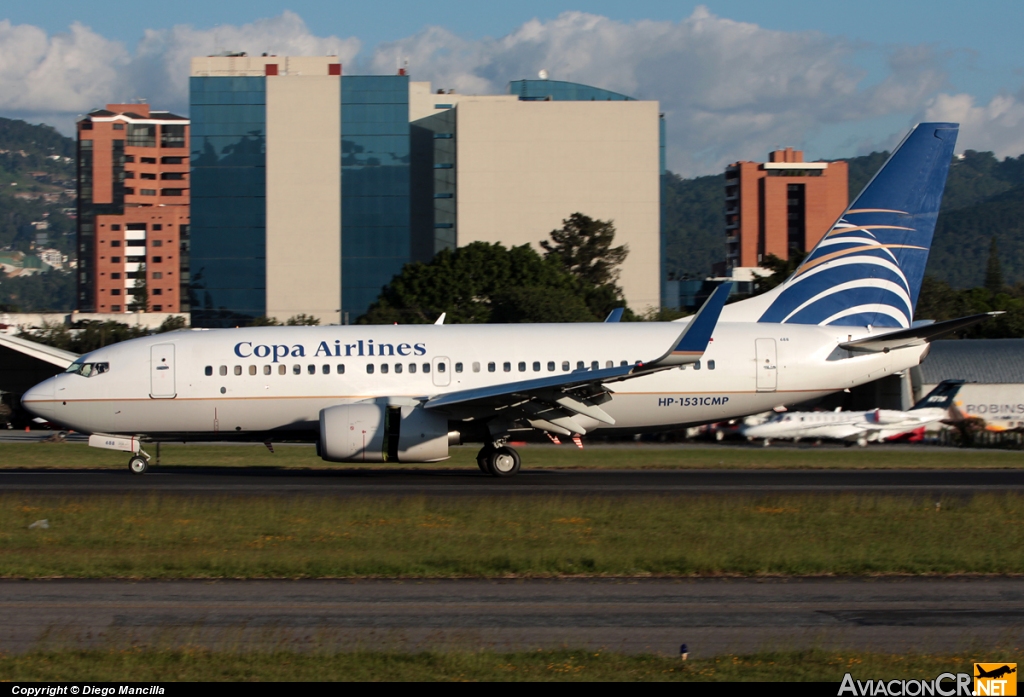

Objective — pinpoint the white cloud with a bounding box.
[923,90,1024,158]
[364,7,949,174]
[0,13,359,125]
[0,20,129,114]
[5,7,1020,174]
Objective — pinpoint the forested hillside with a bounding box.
[661,148,1024,286]
[0,117,77,312]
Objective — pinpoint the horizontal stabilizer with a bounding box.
[838,313,1001,353]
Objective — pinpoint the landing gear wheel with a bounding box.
[488,446,521,477]
[476,445,495,474]
[128,455,149,474]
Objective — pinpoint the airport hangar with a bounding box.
[188,55,665,327]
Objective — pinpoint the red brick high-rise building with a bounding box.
[725,148,848,271]
[76,104,189,313]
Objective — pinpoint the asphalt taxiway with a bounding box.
[4,578,1021,655]
[1,467,1023,496]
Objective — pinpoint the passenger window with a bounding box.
[248,365,257,376]
[577,361,585,370]
[503,362,511,372]
[205,366,212,376]
[293,365,301,375]
[547,361,555,372]
[367,364,375,374]
[694,360,701,370]
[562,361,570,371]
[438,362,446,373]
[264,365,271,375]
[472,362,480,373]
[605,361,613,368]
[455,362,463,373]
[518,362,526,372]
[409,363,417,373]
[533,361,541,372]
[395,363,403,374]
[278,365,286,375]
[322,365,330,375]
[591,361,599,370]
[488,362,496,372]
[337,364,345,374]
[423,363,430,373]
[234,366,242,376]
[708,360,716,370]
[381,364,389,374]
[307,365,315,375]
[219,366,227,376]
[620,360,628,367]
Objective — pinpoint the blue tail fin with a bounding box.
[758,122,959,328]
[910,379,963,410]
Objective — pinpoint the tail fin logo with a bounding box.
[757,122,958,329]
[760,212,925,328]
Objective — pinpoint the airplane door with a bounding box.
[755,338,777,392]
[150,344,176,398]
[432,356,451,387]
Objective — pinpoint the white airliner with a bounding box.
[21,122,993,476]
[741,380,964,447]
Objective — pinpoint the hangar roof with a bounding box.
[920,339,1024,385]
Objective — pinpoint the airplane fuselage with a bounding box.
[23,321,925,441]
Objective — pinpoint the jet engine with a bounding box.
[318,403,454,463]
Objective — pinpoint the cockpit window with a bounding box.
[65,360,109,377]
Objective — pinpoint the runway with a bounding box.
[1,467,1024,496]
[3,578,1021,655]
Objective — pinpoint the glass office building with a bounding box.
[188,56,410,326]
[189,76,267,325]
[340,76,410,322]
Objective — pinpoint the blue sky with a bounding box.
[2,1,1022,175]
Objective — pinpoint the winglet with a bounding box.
[604,307,624,323]
[434,312,446,325]
[651,282,732,367]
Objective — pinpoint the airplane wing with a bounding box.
[422,283,732,435]
[839,313,1000,353]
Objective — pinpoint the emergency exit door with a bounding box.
[150,344,176,398]
[755,338,777,392]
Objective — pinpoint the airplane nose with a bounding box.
[21,378,55,419]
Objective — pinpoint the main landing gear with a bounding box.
[476,444,521,477]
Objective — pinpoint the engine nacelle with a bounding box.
[318,403,451,463]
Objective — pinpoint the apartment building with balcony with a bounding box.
[725,147,848,272]
[76,104,190,313]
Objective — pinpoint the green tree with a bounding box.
[750,251,807,295]
[286,313,321,326]
[540,213,632,319]
[128,263,148,313]
[359,241,598,324]
[157,315,188,332]
[984,236,1004,294]
[540,213,628,287]
[18,320,151,353]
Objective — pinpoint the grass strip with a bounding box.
[0,648,1009,682]
[2,441,1023,470]
[3,493,1024,577]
